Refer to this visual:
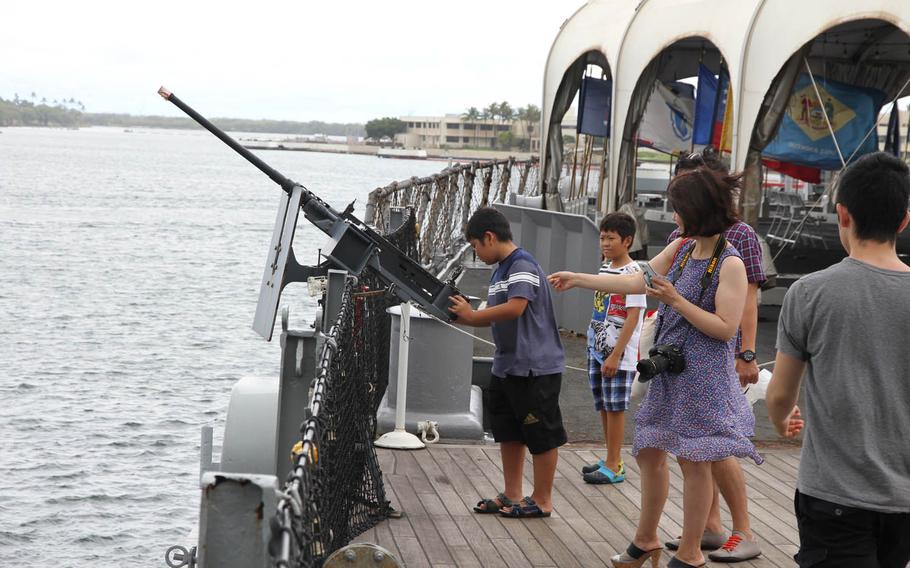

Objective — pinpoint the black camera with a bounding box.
[636,344,686,382]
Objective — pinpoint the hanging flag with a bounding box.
[762,74,886,170]
[718,85,734,153]
[638,80,695,155]
[577,76,612,137]
[762,158,821,184]
[692,64,729,146]
[670,81,696,100]
[884,100,901,157]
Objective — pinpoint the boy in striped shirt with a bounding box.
[449,207,566,518]
[580,213,646,484]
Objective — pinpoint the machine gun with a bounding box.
[158,87,463,340]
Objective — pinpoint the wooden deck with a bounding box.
[354,445,803,567]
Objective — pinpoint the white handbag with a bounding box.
[631,309,658,400]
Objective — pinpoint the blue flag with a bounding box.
[577,76,611,137]
[692,64,728,146]
[763,74,886,169]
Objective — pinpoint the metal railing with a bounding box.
[365,157,539,273]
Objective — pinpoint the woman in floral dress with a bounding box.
[549,168,761,568]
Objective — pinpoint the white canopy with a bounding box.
[540,0,910,221]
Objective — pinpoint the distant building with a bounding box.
[396,114,540,152]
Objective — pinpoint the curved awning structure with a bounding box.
[540,0,910,220]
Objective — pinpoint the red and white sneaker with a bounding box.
[708,531,762,562]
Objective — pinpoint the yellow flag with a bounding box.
[719,85,734,153]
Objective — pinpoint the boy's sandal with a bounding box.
[582,458,624,475]
[581,458,605,474]
[583,463,625,484]
[474,492,513,514]
[500,496,551,518]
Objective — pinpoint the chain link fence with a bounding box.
[268,216,420,567]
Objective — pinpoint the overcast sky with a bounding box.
[0,1,584,123]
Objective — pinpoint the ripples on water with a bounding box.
[0,127,443,566]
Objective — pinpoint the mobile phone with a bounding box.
[642,262,657,288]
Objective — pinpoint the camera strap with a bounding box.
[654,235,727,341]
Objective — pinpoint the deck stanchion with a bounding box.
[375,301,425,450]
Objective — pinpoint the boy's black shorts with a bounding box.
[489,372,567,455]
[794,490,910,567]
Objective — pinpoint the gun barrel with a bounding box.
[158,86,295,193]
[157,87,462,321]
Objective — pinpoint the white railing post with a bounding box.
[375,302,425,449]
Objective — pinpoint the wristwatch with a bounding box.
[737,350,756,363]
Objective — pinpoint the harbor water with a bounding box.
[0,127,443,567]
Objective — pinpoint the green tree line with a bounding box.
[461,102,541,151]
[0,95,365,136]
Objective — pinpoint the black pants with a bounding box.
[794,490,910,567]
[489,372,567,455]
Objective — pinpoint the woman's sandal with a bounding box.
[667,557,706,568]
[473,492,513,514]
[610,543,662,568]
[500,496,552,518]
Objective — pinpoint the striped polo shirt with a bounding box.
[488,248,565,378]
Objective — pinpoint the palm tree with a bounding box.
[515,104,541,149]
[483,104,500,148]
[462,106,481,147]
[499,101,514,122]
[524,104,541,132]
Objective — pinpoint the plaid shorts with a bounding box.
[588,355,636,412]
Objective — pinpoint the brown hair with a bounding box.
[668,167,740,237]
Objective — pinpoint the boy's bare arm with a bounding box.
[611,307,642,356]
[602,306,642,376]
[448,295,528,327]
[767,350,805,437]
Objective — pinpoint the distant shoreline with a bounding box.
[0,98,365,137]
[243,139,535,162]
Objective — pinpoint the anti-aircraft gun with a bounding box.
[160,88,470,568]
[157,87,462,340]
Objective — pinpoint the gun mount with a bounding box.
[158,87,463,340]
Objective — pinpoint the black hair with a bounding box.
[836,152,910,243]
[465,206,513,242]
[599,212,636,242]
[674,146,729,176]
[668,167,740,237]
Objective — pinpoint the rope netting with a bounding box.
[366,157,539,273]
[269,216,420,568]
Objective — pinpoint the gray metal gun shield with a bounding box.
[253,186,303,340]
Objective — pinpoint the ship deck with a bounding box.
[356,445,803,567]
